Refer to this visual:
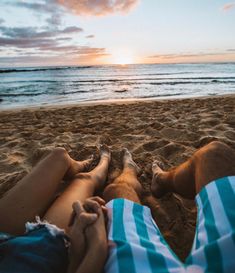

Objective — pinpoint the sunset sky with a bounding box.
[0,0,235,67]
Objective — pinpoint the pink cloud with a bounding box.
[222,2,235,11]
[55,0,139,16]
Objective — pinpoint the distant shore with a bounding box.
[0,95,234,260]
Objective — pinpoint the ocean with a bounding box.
[0,63,235,109]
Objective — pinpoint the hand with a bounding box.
[68,201,98,272]
[83,198,108,257]
[67,197,108,273]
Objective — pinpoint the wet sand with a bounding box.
[0,95,234,260]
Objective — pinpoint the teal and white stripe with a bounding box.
[105,198,183,273]
[142,209,183,272]
[187,176,235,272]
[105,176,235,273]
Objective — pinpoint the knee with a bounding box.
[51,147,68,157]
[103,183,140,203]
[206,141,230,152]
[103,183,121,198]
[194,140,235,172]
[50,147,70,164]
[198,141,233,158]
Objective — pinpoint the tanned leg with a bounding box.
[151,141,235,199]
[103,148,142,204]
[0,148,93,235]
[43,145,111,231]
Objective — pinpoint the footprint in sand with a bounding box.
[200,117,221,127]
[143,139,169,152]
[224,130,235,141]
[225,114,235,126]
[160,127,197,142]
[157,142,186,158]
[194,136,219,148]
[0,170,27,198]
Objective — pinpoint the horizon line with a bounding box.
[1,61,235,69]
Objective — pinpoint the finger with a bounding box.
[79,212,98,228]
[83,199,101,214]
[89,196,106,206]
[69,201,84,227]
[101,205,108,211]
[68,210,76,227]
[72,201,84,216]
[101,205,108,215]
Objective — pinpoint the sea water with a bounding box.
[0,63,234,109]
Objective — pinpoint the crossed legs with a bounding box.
[0,146,111,235]
[44,145,110,230]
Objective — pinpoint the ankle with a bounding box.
[151,171,174,198]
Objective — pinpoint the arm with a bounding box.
[66,201,98,273]
[76,200,108,273]
[75,243,107,273]
[67,197,108,273]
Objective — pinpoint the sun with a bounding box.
[112,49,135,65]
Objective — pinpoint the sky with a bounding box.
[0,0,235,67]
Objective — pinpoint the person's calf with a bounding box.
[103,183,141,204]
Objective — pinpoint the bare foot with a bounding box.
[98,144,111,161]
[151,160,169,198]
[82,144,111,190]
[64,155,94,180]
[122,148,142,176]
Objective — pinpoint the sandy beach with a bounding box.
[0,95,234,261]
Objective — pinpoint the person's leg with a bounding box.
[151,141,235,199]
[43,145,111,231]
[0,147,93,235]
[103,148,142,204]
[104,150,184,273]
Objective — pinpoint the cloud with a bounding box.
[61,26,83,33]
[9,0,139,16]
[55,0,139,16]
[148,52,225,59]
[0,24,86,57]
[0,22,108,65]
[147,50,235,63]
[0,1,113,65]
[0,46,109,66]
[46,14,62,26]
[0,25,83,40]
[222,2,235,11]
[13,1,61,14]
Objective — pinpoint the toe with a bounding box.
[152,159,164,173]
[98,144,111,157]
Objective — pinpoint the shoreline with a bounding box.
[0,94,234,260]
[1,93,235,113]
